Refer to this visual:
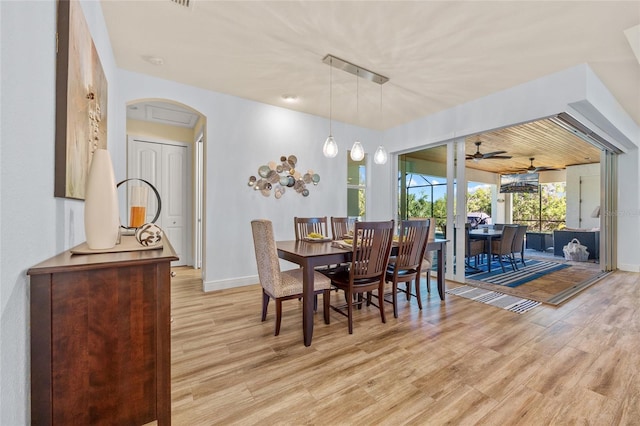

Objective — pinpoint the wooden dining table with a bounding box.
[468,229,502,272]
[276,238,448,346]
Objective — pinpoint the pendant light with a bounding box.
[322,57,338,158]
[373,83,388,165]
[350,69,365,162]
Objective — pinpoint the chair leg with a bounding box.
[347,289,354,334]
[498,255,506,273]
[314,294,318,311]
[414,278,423,310]
[261,290,269,322]
[404,282,412,301]
[323,289,330,325]
[275,299,283,336]
[392,282,399,319]
[378,282,387,324]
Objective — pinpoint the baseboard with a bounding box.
[203,275,258,292]
[617,263,640,273]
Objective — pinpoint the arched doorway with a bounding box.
[125,99,206,275]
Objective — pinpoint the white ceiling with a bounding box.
[103,1,640,131]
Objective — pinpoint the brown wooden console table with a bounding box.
[27,237,178,425]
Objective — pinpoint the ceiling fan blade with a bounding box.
[482,150,507,158]
[483,155,512,159]
[535,166,562,172]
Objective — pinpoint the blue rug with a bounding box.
[465,259,570,288]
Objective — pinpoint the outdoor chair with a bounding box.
[488,224,519,273]
[511,224,528,268]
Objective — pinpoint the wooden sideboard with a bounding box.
[27,237,178,425]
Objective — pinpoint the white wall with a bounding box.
[565,163,600,229]
[2,2,639,423]
[0,1,118,423]
[115,69,381,291]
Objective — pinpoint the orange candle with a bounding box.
[130,206,146,228]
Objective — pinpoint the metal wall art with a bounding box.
[248,155,320,198]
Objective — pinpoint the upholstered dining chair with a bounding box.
[294,216,328,240]
[382,219,431,318]
[511,224,528,268]
[251,219,332,336]
[488,224,519,273]
[330,217,350,240]
[324,220,395,334]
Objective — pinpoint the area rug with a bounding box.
[446,285,541,314]
[465,259,570,288]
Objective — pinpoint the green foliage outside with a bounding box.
[512,182,566,232]
[404,182,566,234]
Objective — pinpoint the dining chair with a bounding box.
[488,224,519,273]
[330,217,350,240]
[294,216,328,240]
[381,219,431,318]
[251,219,331,335]
[324,220,395,334]
[465,223,487,270]
[511,224,528,268]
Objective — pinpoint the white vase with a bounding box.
[84,149,120,249]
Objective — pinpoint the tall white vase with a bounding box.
[84,149,120,249]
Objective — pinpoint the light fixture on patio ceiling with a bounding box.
[322,54,389,164]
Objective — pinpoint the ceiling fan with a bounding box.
[519,157,563,173]
[466,141,512,161]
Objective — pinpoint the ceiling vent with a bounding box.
[170,0,191,8]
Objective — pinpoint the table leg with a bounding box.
[437,246,445,301]
[301,263,314,347]
[487,237,493,273]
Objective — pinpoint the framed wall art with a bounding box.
[54,0,108,199]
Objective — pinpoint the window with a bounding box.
[512,182,566,232]
[399,172,451,237]
[347,152,366,219]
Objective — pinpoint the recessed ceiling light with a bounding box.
[142,55,165,66]
[282,95,298,103]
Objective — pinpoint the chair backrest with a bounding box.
[350,220,395,281]
[251,219,281,296]
[512,225,528,253]
[331,217,349,240]
[493,223,505,231]
[496,225,518,254]
[294,216,328,240]
[394,219,431,272]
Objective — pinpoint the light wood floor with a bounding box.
[166,268,640,425]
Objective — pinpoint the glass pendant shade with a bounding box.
[323,135,338,158]
[350,140,365,161]
[373,145,388,165]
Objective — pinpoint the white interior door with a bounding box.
[128,137,191,266]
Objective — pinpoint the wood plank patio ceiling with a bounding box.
[405,118,602,175]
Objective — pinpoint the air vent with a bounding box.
[171,0,191,8]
